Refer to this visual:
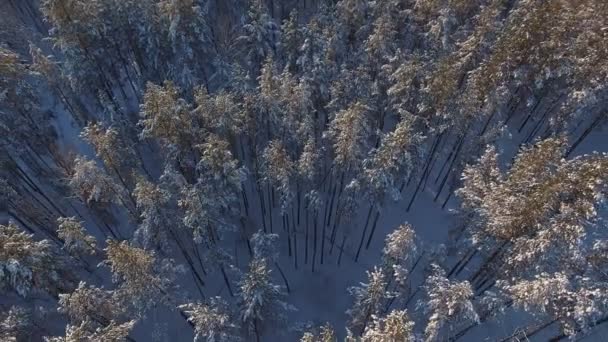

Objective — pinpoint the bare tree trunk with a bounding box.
[220,265,234,297]
[305,208,309,264]
[434,133,466,202]
[355,205,374,262]
[284,215,292,257]
[566,112,606,157]
[337,234,347,266]
[524,95,564,143]
[312,212,318,272]
[325,173,342,227]
[407,131,444,211]
[291,210,298,270]
[365,210,381,249]
[494,319,558,342]
[254,318,261,342]
[296,182,301,226]
[549,316,608,341]
[434,135,460,184]
[320,211,327,265]
[257,182,268,233]
[267,183,274,233]
[168,225,206,298]
[518,90,547,132]
[328,212,342,255]
[275,261,291,293]
[441,181,457,209]
[323,176,335,228]
[447,248,477,278]
[469,241,509,284]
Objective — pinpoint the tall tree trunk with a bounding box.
[447,248,477,278]
[254,318,261,342]
[337,234,347,266]
[320,211,327,265]
[355,205,374,262]
[433,132,458,184]
[524,95,564,143]
[312,212,318,272]
[518,89,549,132]
[284,215,292,257]
[291,210,298,270]
[328,212,342,255]
[267,183,274,233]
[407,131,444,211]
[469,241,509,284]
[365,210,381,249]
[274,261,291,293]
[220,265,234,297]
[566,112,606,157]
[305,206,310,264]
[257,181,268,233]
[434,133,466,202]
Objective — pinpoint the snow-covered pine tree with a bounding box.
[179,152,240,256]
[280,10,302,73]
[179,182,216,245]
[134,173,207,295]
[29,44,87,125]
[300,322,337,342]
[249,229,292,292]
[56,217,97,256]
[297,16,335,109]
[196,134,246,214]
[179,296,241,342]
[40,0,135,110]
[381,223,418,300]
[262,140,295,212]
[0,46,55,164]
[67,156,118,208]
[250,230,279,262]
[157,0,215,89]
[319,323,337,342]
[326,101,372,173]
[103,240,175,316]
[81,123,137,190]
[0,222,71,297]
[237,0,279,80]
[256,56,281,139]
[421,264,478,341]
[347,266,390,335]
[503,272,608,338]
[335,0,371,47]
[55,280,134,341]
[139,81,196,151]
[132,177,171,251]
[298,137,320,184]
[237,257,292,341]
[59,281,123,323]
[457,138,608,294]
[45,319,136,342]
[362,115,422,201]
[361,309,416,342]
[327,66,372,115]
[0,306,29,341]
[275,69,315,148]
[363,0,403,72]
[193,88,249,138]
[101,0,160,83]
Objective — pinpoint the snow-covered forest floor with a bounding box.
[1,0,608,341]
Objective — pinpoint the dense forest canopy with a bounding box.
[1,0,607,341]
